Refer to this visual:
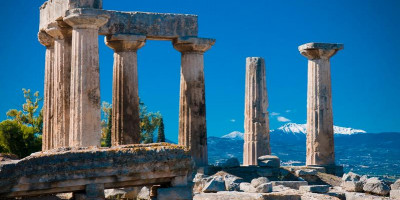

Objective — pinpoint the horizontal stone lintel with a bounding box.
[298,42,344,51]
[40,7,198,39]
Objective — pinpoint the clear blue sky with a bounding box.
[0,0,399,142]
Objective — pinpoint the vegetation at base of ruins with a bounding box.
[0,89,42,158]
[101,102,112,147]
[157,117,165,142]
[100,99,164,145]
[0,88,165,156]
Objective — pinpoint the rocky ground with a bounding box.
[2,155,399,200]
[101,156,400,199]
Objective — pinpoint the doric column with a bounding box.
[173,37,215,166]
[298,42,343,167]
[45,21,72,148]
[64,9,109,147]
[38,31,54,151]
[105,34,146,146]
[243,57,270,166]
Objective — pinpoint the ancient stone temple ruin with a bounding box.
[1,0,366,199]
[0,0,215,198]
[299,42,344,174]
[38,0,215,166]
[243,57,271,166]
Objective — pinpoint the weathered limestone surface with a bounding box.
[64,9,109,147]
[99,11,198,38]
[38,31,55,151]
[257,155,280,168]
[243,57,270,166]
[0,143,191,198]
[105,34,146,146]
[39,0,102,30]
[40,2,197,39]
[173,37,215,166]
[45,21,72,149]
[298,42,343,167]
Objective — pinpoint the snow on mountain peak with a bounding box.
[221,131,244,140]
[220,123,366,139]
[277,123,307,134]
[274,123,366,135]
[333,126,366,135]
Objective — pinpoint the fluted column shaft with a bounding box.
[105,35,145,146]
[299,42,343,166]
[243,57,270,166]
[64,10,109,147]
[173,37,215,166]
[46,21,72,148]
[38,31,54,151]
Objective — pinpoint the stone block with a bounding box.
[239,182,256,193]
[223,174,243,191]
[391,190,400,200]
[257,155,280,168]
[202,177,225,193]
[342,172,361,182]
[299,185,329,193]
[295,169,317,176]
[99,11,198,38]
[157,186,192,200]
[340,181,364,192]
[255,183,272,193]
[363,177,390,196]
[392,179,400,190]
[271,181,308,189]
[251,177,270,188]
[345,192,389,200]
[0,144,192,198]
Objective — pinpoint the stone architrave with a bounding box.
[298,42,343,166]
[38,31,55,151]
[243,57,270,166]
[45,21,72,148]
[105,34,146,146]
[173,37,215,167]
[64,9,109,147]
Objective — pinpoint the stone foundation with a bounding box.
[0,143,191,198]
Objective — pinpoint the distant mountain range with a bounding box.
[208,123,400,180]
[221,122,367,140]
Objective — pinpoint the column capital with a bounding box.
[105,34,146,52]
[173,37,215,53]
[299,42,343,60]
[45,21,72,40]
[63,8,109,29]
[38,31,54,48]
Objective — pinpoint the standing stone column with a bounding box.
[298,42,343,167]
[45,21,72,148]
[38,31,54,151]
[64,9,109,147]
[105,34,146,146]
[173,37,215,166]
[243,57,270,166]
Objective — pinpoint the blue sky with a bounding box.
[0,0,399,142]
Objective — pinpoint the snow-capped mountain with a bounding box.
[274,123,366,135]
[221,123,366,139]
[221,131,244,140]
